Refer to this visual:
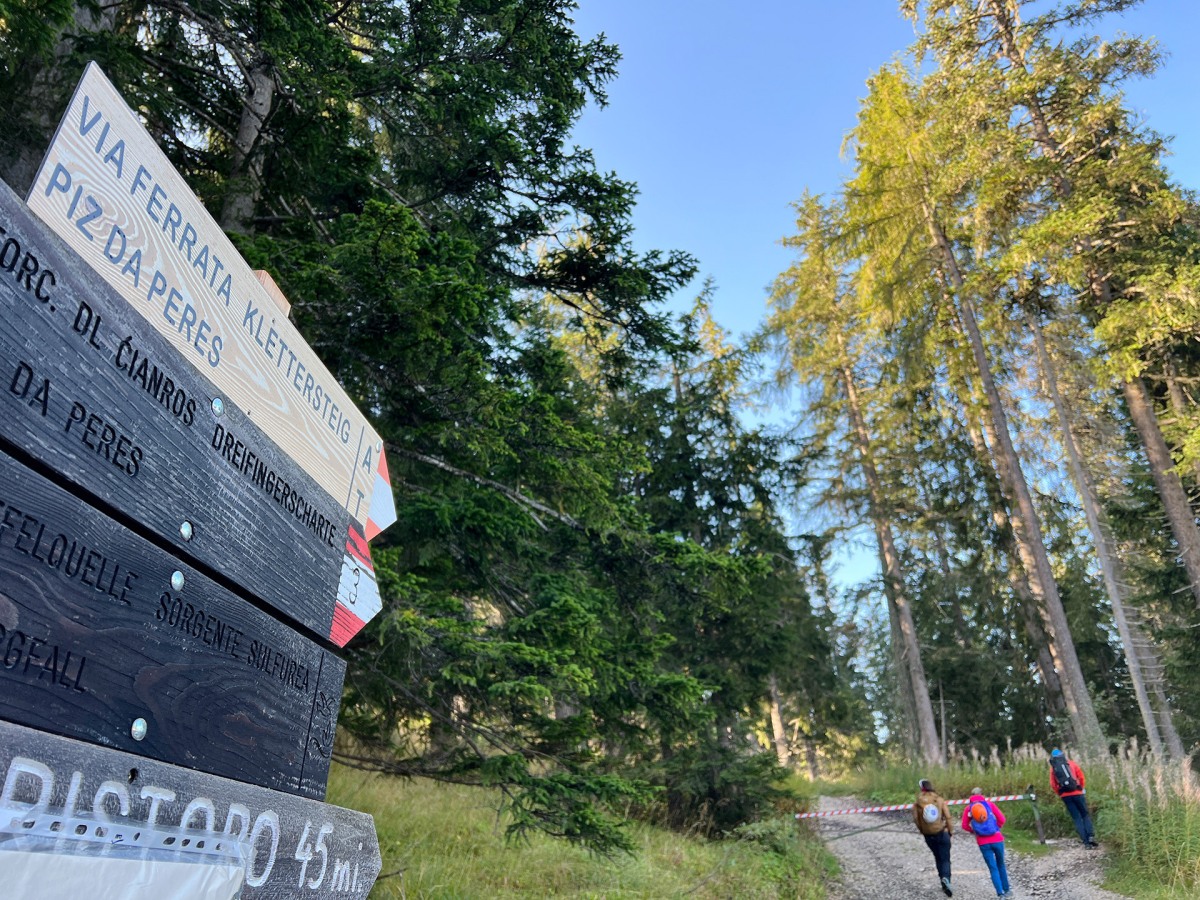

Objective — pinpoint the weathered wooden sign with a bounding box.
[0,448,343,798]
[0,179,381,645]
[0,719,381,899]
[25,62,397,541]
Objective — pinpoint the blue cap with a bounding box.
[1051,748,1063,757]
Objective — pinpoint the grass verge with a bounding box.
[1096,748,1200,897]
[326,764,837,898]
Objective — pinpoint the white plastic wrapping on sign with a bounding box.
[1,808,248,899]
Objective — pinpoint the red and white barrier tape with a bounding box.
[794,794,1028,820]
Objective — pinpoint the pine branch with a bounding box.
[391,445,583,532]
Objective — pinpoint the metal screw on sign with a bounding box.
[211,397,225,417]
[130,718,148,741]
[170,571,185,592]
[179,521,194,542]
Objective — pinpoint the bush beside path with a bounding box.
[817,796,1130,900]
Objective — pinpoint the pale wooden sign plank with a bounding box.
[26,62,397,541]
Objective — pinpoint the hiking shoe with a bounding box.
[941,876,953,896]
[1085,841,1100,849]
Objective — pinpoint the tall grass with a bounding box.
[839,745,1051,804]
[1097,746,1200,897]
[326,764,836,898]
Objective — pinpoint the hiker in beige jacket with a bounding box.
[914,778,955,897]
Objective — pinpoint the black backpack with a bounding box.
[1051,756,1081,794]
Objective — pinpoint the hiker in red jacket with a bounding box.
[1049,748,1097,848]
[961,788,1011,898]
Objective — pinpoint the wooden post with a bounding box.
[1026,782,1046,844]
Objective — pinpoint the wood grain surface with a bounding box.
[0,448,345,798]
[25,62,395,538]
[0,179,381,645]
[0,718,380,899]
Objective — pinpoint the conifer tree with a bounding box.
[840,65,1105,751]
[767,195,943,764]
[905,0,1200,613]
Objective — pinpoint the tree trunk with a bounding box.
[1148,668,1186,759]
[803,734,820,781]
[884,577,919,754]
[219,59,276,233]
[923,211,1105,753]
[767,674,791,768]
[1160,364,1200,494]
[1,2,122,193]
[838,358,942,764]
[1029,311,1174,755]
[959,393,1070,724]
[1122,377,1200,610]
[554,698,579,719]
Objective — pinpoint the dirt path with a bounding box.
[815,796,1130,899]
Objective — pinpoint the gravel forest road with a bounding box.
[816,796,1132,900]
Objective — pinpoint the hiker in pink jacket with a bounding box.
[961,788,1011,897]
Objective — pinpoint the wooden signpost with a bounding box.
[0,719,381,898]
[26,62,397,545]
[1,62,387,895]
[0,448,344,799]
[0,180,379,646]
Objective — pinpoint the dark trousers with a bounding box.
[924,829,951,881]
[1062,793,1095,844]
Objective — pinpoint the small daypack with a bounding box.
[917,801,943,834]
[970,801,1000,837]
[1051,756,1082,794]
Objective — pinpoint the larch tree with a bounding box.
[844,63,1106,752]
[766,194,943,765]
[1025,304,1184,756]
[906,0,1200,614]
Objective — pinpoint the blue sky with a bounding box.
[569,1,1200,342]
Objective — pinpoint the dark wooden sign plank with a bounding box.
[0,718,380,899]
[0,180,381,646]
[0,448,344,799]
